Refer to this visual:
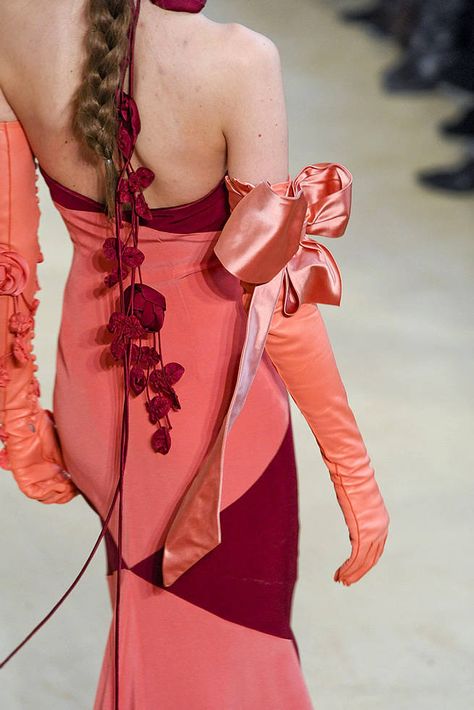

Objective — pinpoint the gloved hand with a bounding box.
[0,120,78,504]
[265,288,389,585]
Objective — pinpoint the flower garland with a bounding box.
[100,58,185,457]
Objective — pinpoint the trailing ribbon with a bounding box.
[161,161,353,586]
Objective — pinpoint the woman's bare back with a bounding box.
[0,0,289,208]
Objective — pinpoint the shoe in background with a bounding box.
[382,0,467,92]
[440,105,474,138]
[417,154,474,192]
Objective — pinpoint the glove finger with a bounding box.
[37,491,63,504]
[335,539,370,582]
[343,539,385,585]
[21,475,70,501]
[40,489,77,505]
[36,480,78,504]
[336,541,375,585]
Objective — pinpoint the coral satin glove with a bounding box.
[0,121,78,504]
[265,292,389,585]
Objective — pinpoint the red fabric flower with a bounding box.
[130,344,161,368]
[151,426,171,455]
[107,311,147,360]
[0,248,30,296]
[104,265,130,288]
[117,92,141,160]
[163,362,185,385]
[102,237,120,261]
[134,193,153,221]
[118,179,132,204]
[102,238,144,284]
[108,312,146,339]
[118,168,155,215]
[123,284,166,333]
[122,246,145,268]
[129,167,155,192]
[149,364,183,411]
[129,365,147,395]
[146,395,172,424]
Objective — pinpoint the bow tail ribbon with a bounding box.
[283,238,343,314]
[162,272,283,586]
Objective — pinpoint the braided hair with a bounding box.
[73,0,132,217]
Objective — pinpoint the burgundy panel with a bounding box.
[39,165,230,234]
[103,422,301,656]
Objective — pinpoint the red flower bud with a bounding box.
[146,395,171,424]
[130,366,147,395]
[151,426,171,455]
[122,246,145,269]
[123,284,166,333]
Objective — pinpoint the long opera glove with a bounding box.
[263,288,390,586]
[0,121,78,504]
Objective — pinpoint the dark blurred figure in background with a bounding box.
[338,0,474,193]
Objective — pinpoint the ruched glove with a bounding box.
[0,120,78,504]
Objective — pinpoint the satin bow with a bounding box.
[216,162,352,312]
[161,162,353,587]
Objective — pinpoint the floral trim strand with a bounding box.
[99,90,185,454]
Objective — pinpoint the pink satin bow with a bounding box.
[161,162,353,587]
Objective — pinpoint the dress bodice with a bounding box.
[39,165,230,234]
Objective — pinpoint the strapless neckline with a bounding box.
[39,164,227,213]
[38,164,231,234]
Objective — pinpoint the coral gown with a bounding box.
[39,161,315,709]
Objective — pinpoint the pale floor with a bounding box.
[1,1,473,708]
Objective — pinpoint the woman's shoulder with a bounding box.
[205,18,281,70]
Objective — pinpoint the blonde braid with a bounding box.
[73,0,132,217]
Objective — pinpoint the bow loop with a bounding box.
[293,162,353,238]
[214,179,307,284]
[214,162,352,307]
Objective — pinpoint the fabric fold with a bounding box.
[162,161,353,587]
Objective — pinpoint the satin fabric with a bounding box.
[0,121,78,505]
[264,288,390,586]
[162,162,353,586]
[150,0,207,12]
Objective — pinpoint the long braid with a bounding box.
[73,0,132,217]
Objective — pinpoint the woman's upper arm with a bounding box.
[220,24,289,186]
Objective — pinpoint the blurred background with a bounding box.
[1,0,473,708]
